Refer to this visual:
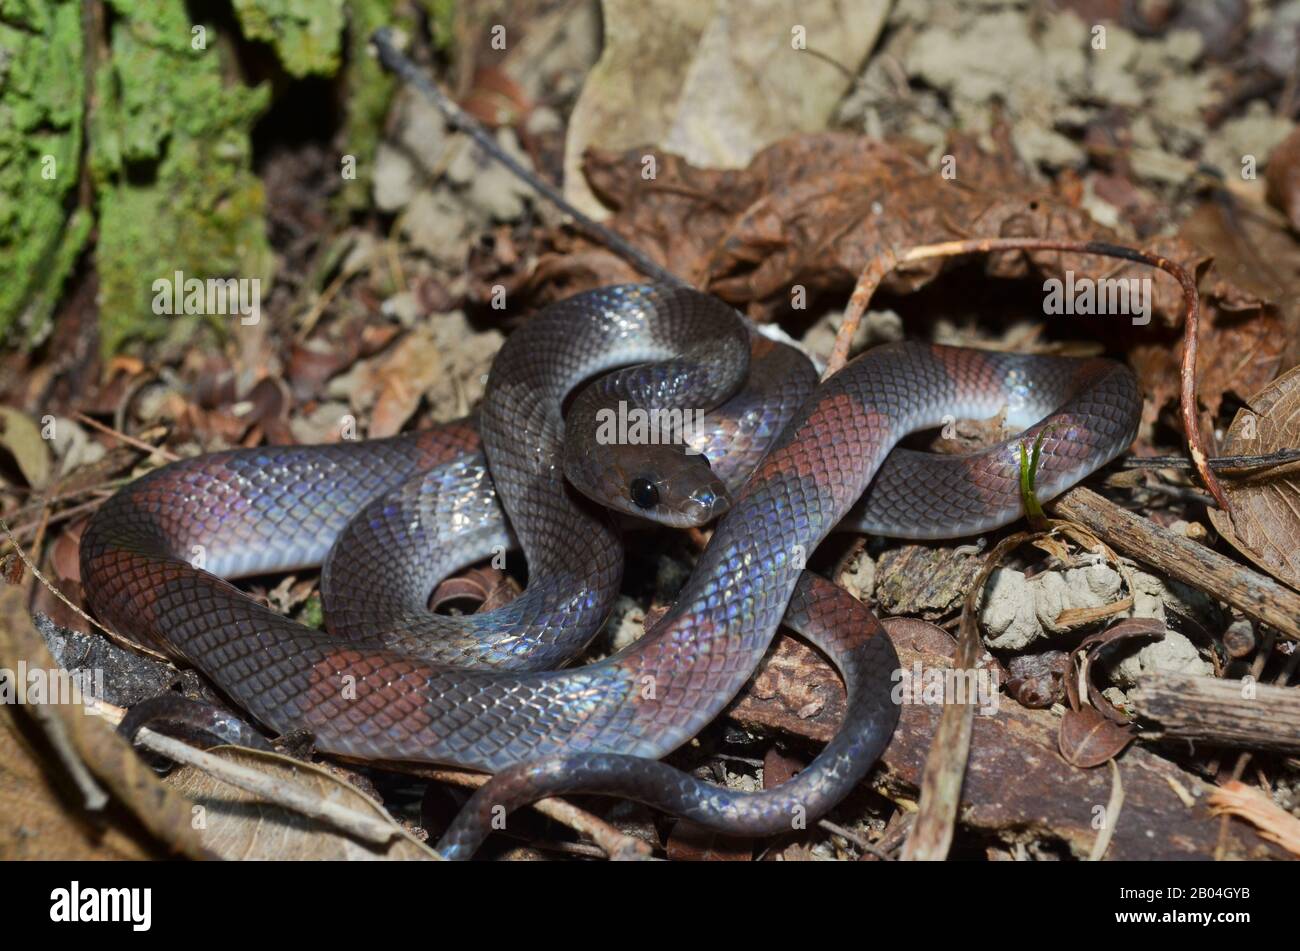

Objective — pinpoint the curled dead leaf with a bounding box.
[1207,364,1300,590]
[1059,705,1133,768]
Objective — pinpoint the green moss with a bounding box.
[233,0,347,77]
[0,0,88,344]
[297,592,325,629]
[336,0,413,210]
[0,0,414,353]
[93,1,273,355]
[428,0,457,53]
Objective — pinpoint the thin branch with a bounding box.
[1118,446,1300,472]
[901,528,1037,860]
[370,28,685,289]
[1119,448,1300,472]
[423,767,652,860]
[1050,486,1300,641]
[73,412,178,463]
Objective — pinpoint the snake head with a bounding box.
[566,442,731,528]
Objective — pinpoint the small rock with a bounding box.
[1104,630,1213,686]
[980,559,1221,651]
[289,400,352,444]
[401,190,471,264]
[839,548,876,603]
[381,291,422,328]
[373,142,418,213]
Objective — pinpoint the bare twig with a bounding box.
[819,818,894,860]
[370,28,685,289]
[134,728,421,849]
[423,768,653,861]
[1087,760,1124,861]
[1209,781,1300,857]
[1130,673,1300,754]
[73,412,178,463]
[1119,448,1300,472]
[1050,486,1300,641]
[902,528,1036,860]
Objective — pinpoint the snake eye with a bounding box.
[629,477,659,509]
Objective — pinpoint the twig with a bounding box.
[295,265,353,342]
[1050,486,1300,641]
[825,237,1228,511]
[1130,673,1300,754]
[424,767,652,860]
[25,689,109,812]
[902,528,1036,860]
[73,412,178,463]
[370,28,685,289]
[1088,760,1124,861]
[818,818,893,860]
[0,576,108,811]
[1209,781,1300,857]
[1119,448,1300,472]
[2,495,113,549]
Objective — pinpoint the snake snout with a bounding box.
[683,482,730,525]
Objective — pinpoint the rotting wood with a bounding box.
[728,620,1287,859]
[1130,672,1300,754]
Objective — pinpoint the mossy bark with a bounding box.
[0,0,420,354]
[0,0,90,345]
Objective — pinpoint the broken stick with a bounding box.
[1130,673,1300,754]
[1049,486,1300,641]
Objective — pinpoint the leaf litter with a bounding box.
[3,0,1300,861]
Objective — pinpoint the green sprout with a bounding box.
[1018,424,1060,533]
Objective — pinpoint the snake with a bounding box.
[80,284,1141,859]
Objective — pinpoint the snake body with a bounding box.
[81,285,1141,857]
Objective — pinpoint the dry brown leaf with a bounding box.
[0,716,154,859]
[166,746,437,860]
[562,0,887,218]
[526,133,1235,334]
[0,584,205,858]
[1266,126,1300,232]
[1207,364,1300,590]
[1059,706,1133,768]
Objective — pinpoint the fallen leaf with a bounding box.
[518,133,1236,333]
[0,407,52,489]
[0,584,205,858]
[1207,364,1300,590]
[1266,126,1300,231]
[562,0,888,217]
[166,746,437,860]
[1066,617,1167,724]
[0,718,153,859]
[1179,199,1294,402]
[1059,705,1134,768]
